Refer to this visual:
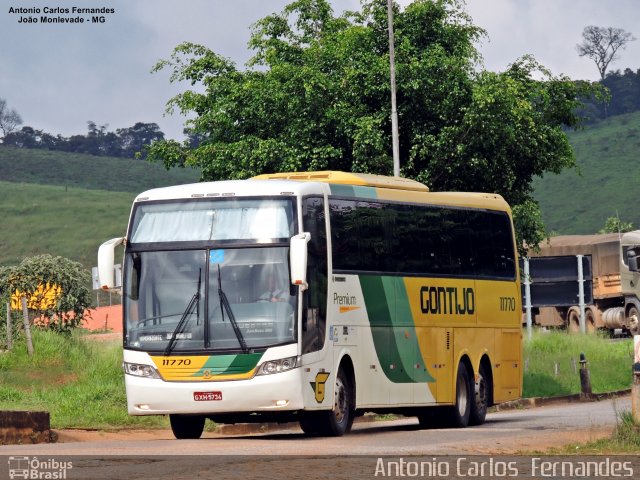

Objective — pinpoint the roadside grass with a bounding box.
[0,329,167,430]
[523,330,633,398]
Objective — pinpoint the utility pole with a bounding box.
[387,0,400,177]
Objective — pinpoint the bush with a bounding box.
[0,255,91,334]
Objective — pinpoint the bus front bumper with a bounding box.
[125,368,305,415]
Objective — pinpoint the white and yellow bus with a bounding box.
[98,171,522,439]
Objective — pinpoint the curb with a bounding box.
[492,388,631,411]
[0,411,56,445]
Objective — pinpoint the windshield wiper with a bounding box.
[164,269,201,356]
[217,264,249,353]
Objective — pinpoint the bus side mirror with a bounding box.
[290,232,311,291]
[98,237,125,291]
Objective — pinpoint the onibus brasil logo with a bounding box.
[8,456,72,479]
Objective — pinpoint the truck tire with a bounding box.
[567,308,581,333]
[585,308,596,333]
[567,307,595,333]
[628,306,640,335]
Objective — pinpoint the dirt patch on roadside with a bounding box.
[56,429,174,443]
[460,427,615,454]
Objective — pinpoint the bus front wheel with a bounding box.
[300,367,354,436]
[169,414,205,439]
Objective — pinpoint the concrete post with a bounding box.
[633,336,640,424]
[577,255,586,334]
[579,352,592,398]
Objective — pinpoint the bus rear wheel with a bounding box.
[448,363,472,428]
[469,364,489,426]
[169,414,205,439]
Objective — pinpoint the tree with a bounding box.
[3,126,62,150]
[0,255,92,335]
[146,0,602,254]
[576,26,636,80]
[117,122,165,158]
[599,216,633,234]
[0,97,23,139]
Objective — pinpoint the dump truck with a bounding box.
[526,231,640,335]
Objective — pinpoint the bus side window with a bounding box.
[302,197,327,354]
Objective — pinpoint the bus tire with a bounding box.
[169,414,205,439]
[317,367,354,436]
[469,363,489,426]
[447,363,472,428]
[417,406,448,429]
[298,412,320,435]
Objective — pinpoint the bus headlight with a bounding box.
[256,356,300,376]
[123,362,161,379]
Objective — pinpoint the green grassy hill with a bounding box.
[0,181,132,267]
[534,111,640,234]
[0,147,200,267]
[0,146,199,193]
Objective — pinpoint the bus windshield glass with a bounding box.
[129,198,294,244]
[124,247,296,352]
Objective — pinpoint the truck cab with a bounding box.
[620,230,640,334]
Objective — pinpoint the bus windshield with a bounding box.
[124,247,296,352]
[123,197,297,353]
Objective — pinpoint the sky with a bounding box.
[1,0,639,141]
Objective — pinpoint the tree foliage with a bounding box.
[0,97,23,138]
[579,68,640,122]
[3,121,164,159]
[599,216,634,234]
[576,26,636,80]
[0,255,92,334]
[146,0,602,254]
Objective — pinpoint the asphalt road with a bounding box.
[0,396,630,457]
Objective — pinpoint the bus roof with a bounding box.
[252,171,430,192]
[134,172,509,213]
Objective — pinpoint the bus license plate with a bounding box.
[194,391,222,401]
